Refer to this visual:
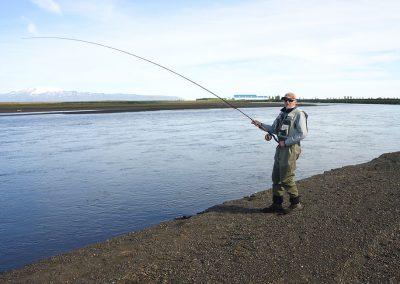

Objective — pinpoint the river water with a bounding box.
[0,104,399,272]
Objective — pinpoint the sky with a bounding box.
[0,0,399,99]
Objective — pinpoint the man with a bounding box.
[252,92,308,213]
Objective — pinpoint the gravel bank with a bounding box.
[2,152,399,283]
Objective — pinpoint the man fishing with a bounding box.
[252,92,308,213]
[24,38,308,215]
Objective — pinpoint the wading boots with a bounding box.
[262,195,285,213]
[288,196,303,211]
[263,195,304,213]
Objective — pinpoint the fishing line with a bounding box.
[22,36,278,142]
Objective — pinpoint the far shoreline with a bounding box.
[0,100,316,115]
[1,98,399,116]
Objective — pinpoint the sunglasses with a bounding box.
[282,97,295,102]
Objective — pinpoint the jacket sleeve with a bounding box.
[284,112,308,146]
[260,115,280,134]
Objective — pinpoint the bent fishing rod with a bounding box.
[22,36,278,142]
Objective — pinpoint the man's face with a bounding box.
[283,97,296,109]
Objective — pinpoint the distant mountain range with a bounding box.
[0,88,181,102]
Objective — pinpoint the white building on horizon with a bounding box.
[233,94,269,100]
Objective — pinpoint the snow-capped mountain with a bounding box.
[0,88,181,102]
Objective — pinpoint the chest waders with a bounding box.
[271,108,307,206]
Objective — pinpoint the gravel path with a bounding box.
[2,152,399,283]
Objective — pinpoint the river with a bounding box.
[1,103,399,272]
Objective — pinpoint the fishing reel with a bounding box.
[265,133,273,141]
[264,131,279,143]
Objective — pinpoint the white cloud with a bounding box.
[60,0,121,21]
[30,0,62,14]
[27,22,38,34]
[21,17,38,35]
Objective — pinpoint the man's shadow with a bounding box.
[201,204,264,214]
[175,204,284,220]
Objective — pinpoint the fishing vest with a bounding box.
[276,108,308,142]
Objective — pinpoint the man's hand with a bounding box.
[252,120,262,128]
[279,141,286,148]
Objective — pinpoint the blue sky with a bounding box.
[0,0,399,99]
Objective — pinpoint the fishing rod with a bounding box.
[22,36,278,142]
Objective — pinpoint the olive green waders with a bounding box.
[272,143,301,198]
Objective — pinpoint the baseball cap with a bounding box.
[281,92,297,101]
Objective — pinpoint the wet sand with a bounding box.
[1,152,399,283]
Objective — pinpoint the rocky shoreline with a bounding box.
[1,152,399,283]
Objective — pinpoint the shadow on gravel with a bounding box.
[202,204,264,214]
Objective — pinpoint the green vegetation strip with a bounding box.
[1,98,398,114]
[0,101,286,114]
